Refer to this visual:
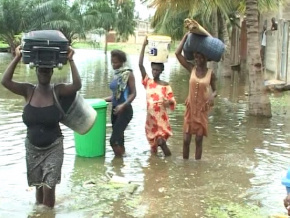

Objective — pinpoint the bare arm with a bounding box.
[55,47,82,97]
[210,72,217,96]
[104,96,112,102]
[175,32,194,73]
[139,36,148,80]
[163,86,176,110]
[1,46,32,98]
[284,194,290,216]
[205,72,217,106]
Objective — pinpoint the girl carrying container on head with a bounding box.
[175,32,217,160]
[139,36,176,156]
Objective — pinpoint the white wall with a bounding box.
[260,0,290,81]
[265,30,277,74]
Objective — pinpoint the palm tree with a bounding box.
[0,0,137,54]
[148,0,236,76]
[0,0,31,53]
[219,10,231,77]
[148,0,280,36]
[146,0,277,116]
[114,0,136,42]
[245,0,271,117]
[148,0,236,37]
[0,0,89,52]
[28,0,91,43]
[85,0,115,54]
[84,0,136,54]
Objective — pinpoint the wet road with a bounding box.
[0,49,290,217]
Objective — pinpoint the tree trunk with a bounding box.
[220,14,232,77]
[104,30,108,54]
[245,0,272,117]
[230,17,241,67]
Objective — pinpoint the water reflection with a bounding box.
[1,50,290,217]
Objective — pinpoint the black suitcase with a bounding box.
[21,30,69,68]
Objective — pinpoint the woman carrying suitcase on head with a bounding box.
[1,46,81,208]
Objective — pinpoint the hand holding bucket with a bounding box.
[52,88,97,135]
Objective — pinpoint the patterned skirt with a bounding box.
[25,137,64,188]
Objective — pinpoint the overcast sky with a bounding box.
[135,0,155,19]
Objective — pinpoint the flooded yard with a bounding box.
[0,49,290,218]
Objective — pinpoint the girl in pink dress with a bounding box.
[139,36,176,156]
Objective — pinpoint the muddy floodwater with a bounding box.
[0,49,290,218]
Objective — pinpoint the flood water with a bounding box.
[0,49,290,218]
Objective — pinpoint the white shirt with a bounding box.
[261,31,266,46]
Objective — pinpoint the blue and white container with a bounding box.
[147,35,171,63]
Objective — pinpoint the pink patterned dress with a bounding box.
[142,75,176,152]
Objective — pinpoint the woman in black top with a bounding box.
[1,46,81,208]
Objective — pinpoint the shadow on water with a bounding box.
[1,50,290,217]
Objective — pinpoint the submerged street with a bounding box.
[0,49,290,217]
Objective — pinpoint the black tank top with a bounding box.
[22,86,63,147]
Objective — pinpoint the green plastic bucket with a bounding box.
[74,99,108,157]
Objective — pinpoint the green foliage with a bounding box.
[237,0,283,13]
[147,0,282,39]
[205,202,265,218]
[86,0,136,41]
[86,0,115,31]
[115,0,136,41]
[106,43,139,53]
[269,94,289,107]
[0,0,30,47]
[71,41,96,49]
[0,41,8,48]
[151,8,189,40]
[25,0,89,42]
[0,0,137,52]
[13,34,22,45]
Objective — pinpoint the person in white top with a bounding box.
[260,25,267,66]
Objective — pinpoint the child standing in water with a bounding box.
[175,32,217,160]
[139,36,176,156]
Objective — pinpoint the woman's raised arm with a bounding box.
[175,32,193,73]
[1,46,32,98]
